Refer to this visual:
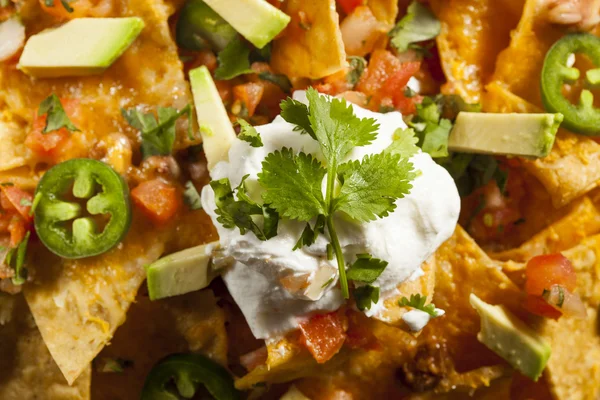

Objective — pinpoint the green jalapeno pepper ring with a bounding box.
[141,353,240,400]
[541,33,600,135]
[34,158,131,259]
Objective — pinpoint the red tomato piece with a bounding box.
[8,215,27,248]
[131,179,180,225]
[382,61,421,101]
[299,312,346,364]
[523,294,562,320]
[525,254,577,297]
[0,186,33,223]
[338,0,364,14]
[356,50,402,98]
[25,98,79,159]
[233,82,264,118]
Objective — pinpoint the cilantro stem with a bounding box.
[326,215,349,299]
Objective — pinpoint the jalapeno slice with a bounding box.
[176,0,237,51]
[141,353,240,400]
[34,158,131,259]
[541,33,600,135]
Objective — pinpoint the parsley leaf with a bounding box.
[44,0,74,12]
[307,88,379,163]
[334,152,415,222]
[347,56,367,86]
[399,293,442,317]
[386,127,420,158]
[389,1,441,52]
[237,119,263,147]
[293,215,325,250]
[5,231,30,285]
[211,178,278,240]
[122,104,192,160]
[280,98,315,139]
[258,72,292,93]
[346,254,388,284]
[354,285,380,311]
[258,148,327,221]
[183,181,202,210]
[214,36,253,80]
[38,94,79,134]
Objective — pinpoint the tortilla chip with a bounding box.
[0,116,31,172]
[536,308,600,400]
[92,289,227,399]
[271,0,347,79]
[0,294,91,399]
[430,0,521,103]
[492,196,600,262]
[367,0,399,25]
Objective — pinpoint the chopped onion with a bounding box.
[542,284,587,319]
[0,17,25,62]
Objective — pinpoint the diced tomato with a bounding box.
[525,254,577,296]
[0,186,33,223]
[233,82,264,118]
[356,50,402,98]
[131,179,180,225]
[8,215,27,248]
[39,0,94,19]
[337,0,364,14]
[315,68,354,96]
[25,98,79,159]
[523,294,562,320]
[382,62,421,101]
[299,312,346,364]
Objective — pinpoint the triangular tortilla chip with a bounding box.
[0,0,198,385]
[0,294,91,399]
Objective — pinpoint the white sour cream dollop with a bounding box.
[201,92,460,339]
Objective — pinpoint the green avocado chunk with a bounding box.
[448,112,563,158]
[189,66,237,170]
[18,17,144,78]
[146,241,219,301]
[470,294,551,381]
[203,0,290,49]
[176,0,237,51]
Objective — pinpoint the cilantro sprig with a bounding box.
[121,104,193,160]
[389,1,440,53]
[38,94,79,134]
[4,231,31,285]
[258,88,416,299]
[399,293,443,317]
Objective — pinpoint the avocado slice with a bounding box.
[448,112,563,158]
[189,66,237,170]
[18,17,144,78]
[470,294,551,381]
[176,0,237,51]
[146,241,219,301]
[280,385,311,400]
[203,0,290,49]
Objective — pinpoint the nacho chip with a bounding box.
[0,294,91,399]
[271,0,347,79]
[92,289,227,399]
[430,0,521,103]
[0,116,31,172]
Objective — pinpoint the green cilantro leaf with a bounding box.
[354,285,380,311]
[334,152,415,222]
[211,178,278,240]
[386,127,420,158]
[258,72,292,93]
[44,0,74,12]
[214,36,253,80]
[122,104,192,160]
[237,119,263,147]
[347,254,388,284]
[280,98,315,139]
[183,181,202,210]
[38,94,79,134]
[347,56,367,86]
[409,98,452,159]
[307,87,379,163]
[293,215,325,250]
[258,148,327,222]
[389,1,441,52]
[399,293,441,317]
[439,154,507,197]
[435,94,482,120]
[5,231,30,285]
